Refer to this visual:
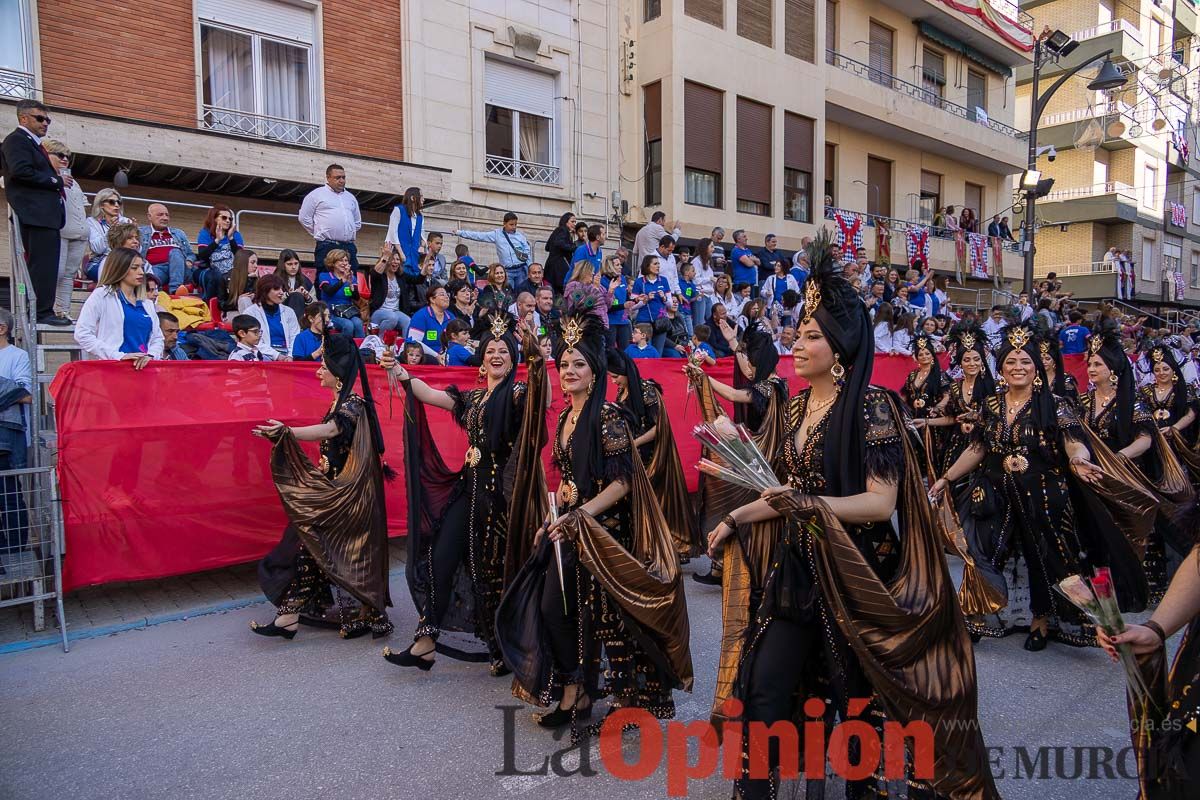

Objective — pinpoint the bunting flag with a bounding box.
[968,232,989,279]
[954,230,967,283]
[990,235,1004,279]
[906,226,930,269]
[834,210,864,251]
[875,218,891,265]
[1172,132,1190,163]
[1170,201,1187,228]
[1115,262,1126,300]
[1175,271,1186,301]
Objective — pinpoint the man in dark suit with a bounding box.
[1,100,71,326]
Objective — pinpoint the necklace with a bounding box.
[569,405,584,425]
[806,391,838,416]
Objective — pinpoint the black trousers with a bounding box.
[539,542,582,675]
[19,223,60,317]
[424,496,470,630]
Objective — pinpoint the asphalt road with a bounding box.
[0,560,1143,800]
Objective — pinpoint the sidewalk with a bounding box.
[0,540,407,652]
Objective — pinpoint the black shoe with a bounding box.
[382,644,434,671]
[38,314,71,327]
[490,659,511,677]
[249,620,297,640]
[536,698,592,728]
[372,620,395,639]
[340,624,371,640]
[692,570,721,586]
[1023,628,1047,652]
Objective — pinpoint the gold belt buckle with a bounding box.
[1154,408,1171,422]
[560,480,579,506]
[464,446,481,468]
[914,398,926,409]
[1002,454,1029,474]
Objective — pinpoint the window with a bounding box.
[1144,164,1158,209]
[1098,0,1113,26]
[1094,148,1110,186]
[785,0,816,63]
[826,0,837,56]
[825,143,836,208]
[1191,251,1199,288]
[967,69,987,121]
[484,59,559,185]
[1142,237,1155,281]
[919,171,941,224]
[867,156,892,218]
[1193,188,1200,224]
[645,0,661,21]
[685,81,723,208]
[736,97,772,216]
[965,182,984,222]
[0,0,35,99]
[644,82,663,206]
[738,0,772,47]
[1165,237,1182,282]
[921,48,945,103]
[784,113,814,223]
[685,0,723,28]
[868,21,894,86]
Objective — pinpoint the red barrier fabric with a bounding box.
[49,355,926,590]
[1062,352,1090,393]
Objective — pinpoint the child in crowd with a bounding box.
[402,341,433,365]
[677,261,698,338]
[292,302,328,361]
[455,244,481,285]
[229,314,273,361]
[625,323,660,359]
[443,319,475,366]
[691,324,717,365]
[538,334,554,361]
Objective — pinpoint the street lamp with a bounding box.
[1021,30,1128,293]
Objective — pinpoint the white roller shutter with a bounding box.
[484,58,556,119]
[197,0,315,43]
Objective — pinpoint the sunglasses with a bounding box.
[217,215,232,221]
[31,114,51,124]
[103,199,122,206]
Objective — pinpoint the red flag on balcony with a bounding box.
[875,218,891,264]
[990,236,1004,279]
[954,230,967,283]
[833,210,864,251]
[968,233,989,279]
[906,226,930,269]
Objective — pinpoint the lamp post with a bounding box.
[1022,33,1128,293]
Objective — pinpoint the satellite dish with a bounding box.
[1153,118,1168,132]
[1107,120,1127,137]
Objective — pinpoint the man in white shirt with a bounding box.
[1015,292,1035,323]
[655,236,680,296]
[632,211,680,268]
[981,305,1009,349]
[298,164,362,273]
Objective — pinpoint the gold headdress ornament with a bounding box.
[562,316,584,350]
[960,331,977,351]
[1039,340,1051,356]
[1007,326,1031,350]
[915,335,933,354]
[489,312,509,340]
[801,279,821,325]
[1088,334,1104,356]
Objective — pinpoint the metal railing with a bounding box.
[823,206,1022,253]
[1033,260,1115,278]
[0,67,35,100]
[826,50,1027,140]
[1042,181,1137,202]
[201,105,321,147]
[1070,18,1142,44]
[484,155,562,185]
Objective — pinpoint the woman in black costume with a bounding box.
[901,332,949,422]
[250,334,393,640]
[1038,333,1079,403]
[925,323,994,481]
[381,312,546,675]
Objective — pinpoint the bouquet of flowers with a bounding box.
[693,417,782,493]
[1056,569,1155,707]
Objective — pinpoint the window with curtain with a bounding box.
[484,59,559,184]
[644,82,663,206]
[685,81,723,208]
[645,0,661,21]
[784,113,814,222]
[0,0,34,98]
[200,22,315,145]
[919,170,940,223]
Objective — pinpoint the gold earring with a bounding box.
[1172,373,1179,384]
[1033,375,1043,389]
[335,379,344,393]
[478,364,486,383]
[830,354,845,388]
[587,377,596,396]
[1109,373,1118,387]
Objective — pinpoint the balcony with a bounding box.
[878,0,1034,67]
[1038,181,1147,224]
[0,68,35,100]
[825,50,1027,172]
[200,106,320,148]
[483,155,561,186]
[1036,101,1157,153]
[1016,18,1143,83]
[1032,261,1118,298]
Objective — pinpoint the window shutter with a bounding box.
[685,0,724,28]
[785,0,816,63]
[737,97,772,205]
[784,113,814,172]
[196,0,314,43]
[867,156,892,217]
[738,0,772,47]
[922,49,945,86]
[644,82,662,141]
[921,170,941,195]
[684,82,723,173]
[826,1,837,54]
[868,21,892,77]
[484,58,556,118]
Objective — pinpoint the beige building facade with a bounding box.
[619,0,1034,281]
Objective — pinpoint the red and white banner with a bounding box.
[49,356,938,590]
[968,232,989,278]
[938,0,1034,51]
[906,227,930,268]
[833,210,864,251]
[1170,202,1187,228]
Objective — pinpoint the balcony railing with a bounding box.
[201,106,320,147]
[826,50,1026,140]
[1033,260,1115,278]
[0,68,35,100]
[1042,181,1136,202]
[484,155,561,185]
[988,0,1035,30]
[823,206,1022,253]
[1070,18,1142,44]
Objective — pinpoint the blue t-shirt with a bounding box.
[1059,324,1089,355]
[446,342,473,366]
[678,278,697,311]
[318,271,357,307]
[602,276,630,327]
[626,343,660,359]
[790,266,809,287]
[118,293,152,355]
[572,242,602,270]
[730,246,758,287]
[695,342,716,360]
[292,328,323,361]
[908,283,928,311]
[765,275,791,301]
[263,305,286,350]
[409,307,450,354]
[633,275,671,323]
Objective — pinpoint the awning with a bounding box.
[918,21,1013,78]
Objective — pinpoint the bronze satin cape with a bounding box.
[267,411,391,612]
[714,393,999,800]
[644,384,701,558]
[502,353,550,588]
[1081,422,1169,561]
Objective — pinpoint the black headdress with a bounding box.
[473,309,522,454]
[1148,342,1189,422]
[557,304,611,493]
[993,323,1055,431]
[946,321,995,401]
[912,332,943,388]
[1087,319,1135,447]
[801,228,874,496]
[323,333,387,459]
[606,348,646,423]
[736,316,780,385]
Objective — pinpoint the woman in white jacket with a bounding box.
[74,248,164,367]
[244,275,301,361]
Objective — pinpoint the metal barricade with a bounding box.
[0,466,68,651]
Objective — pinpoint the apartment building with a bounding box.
[619,0,1034,280]
[0,0,619,276]
[1018,0,1200,310]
